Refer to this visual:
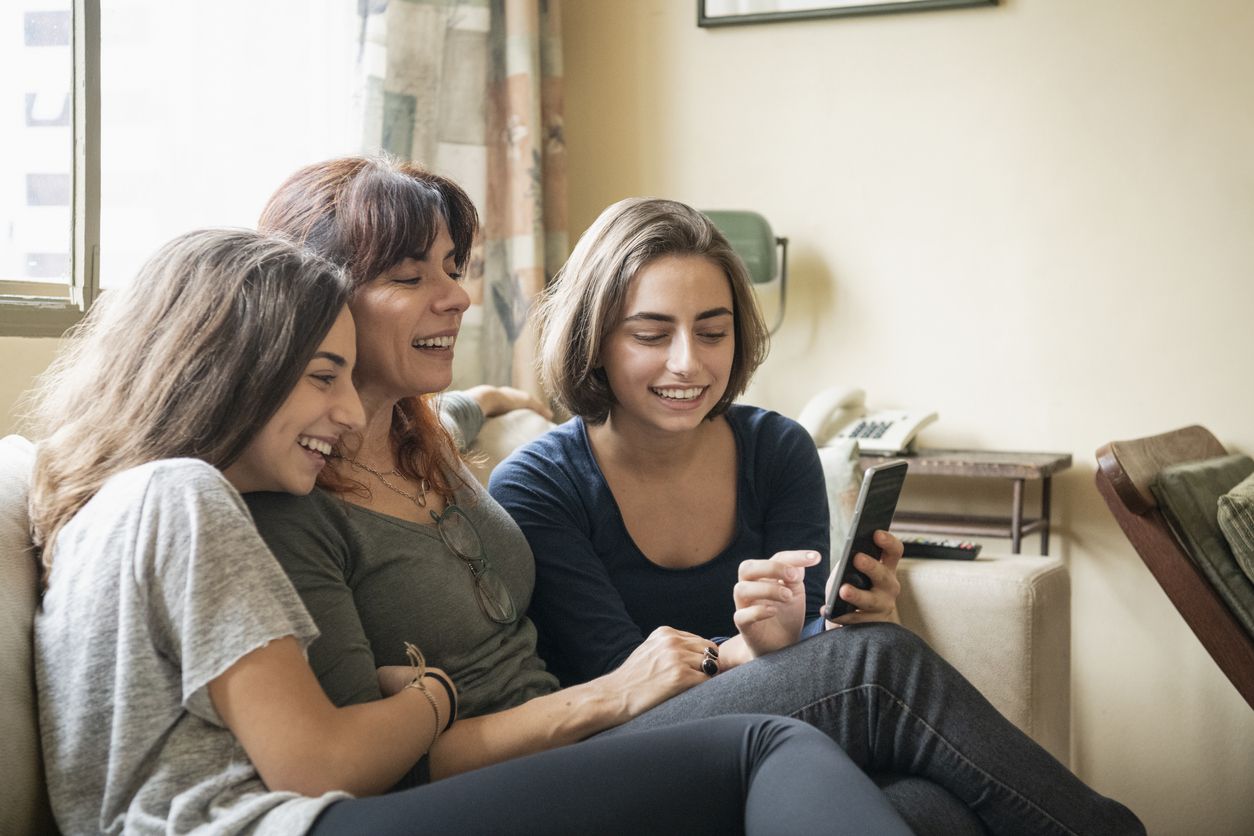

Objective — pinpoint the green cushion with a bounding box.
[1151,454,1254,641]
[1218,471,1254,586]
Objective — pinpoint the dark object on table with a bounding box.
[900,536,981,560]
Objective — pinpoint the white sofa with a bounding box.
[1,421,1070,834]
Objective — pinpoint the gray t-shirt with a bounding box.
[35,459,348,835]
[245,463,559,721]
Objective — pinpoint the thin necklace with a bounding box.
[347,458,430,508]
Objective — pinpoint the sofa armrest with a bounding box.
[896,554,1071,765]
[1,435,58,834]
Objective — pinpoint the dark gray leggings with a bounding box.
[308,715,911,836]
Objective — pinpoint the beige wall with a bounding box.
[563,0,1254,833]
[1,338,62,436]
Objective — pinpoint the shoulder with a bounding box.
[726,404,816,455]
[490,417,588,493]
[245,484,346,528]
[118,457,234,495]
[489,418,600,529]
[62,460,285,593]
[92,459,245,523]
[55,459,243,567]
[244,487,355,563]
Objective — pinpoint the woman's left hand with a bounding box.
[732,549,822,658]
[823,530,903,627]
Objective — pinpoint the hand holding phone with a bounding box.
[825,459,908,620]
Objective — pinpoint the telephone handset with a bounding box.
[798,386,938,456]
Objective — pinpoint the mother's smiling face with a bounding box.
[348,219,471,404]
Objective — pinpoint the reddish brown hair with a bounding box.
[259,155,480,501]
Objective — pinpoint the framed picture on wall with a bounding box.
[698,0,997,27]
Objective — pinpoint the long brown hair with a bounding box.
[27,229,350,570]
[258,155,480,500]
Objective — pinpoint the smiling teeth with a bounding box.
[414,335,455,348]
[653,387,704,400]
[298,436,333,455]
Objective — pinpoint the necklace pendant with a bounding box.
[349,456,431,510]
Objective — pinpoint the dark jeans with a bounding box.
[309,715,910,835]
[600,623,1145,836]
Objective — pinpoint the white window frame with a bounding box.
[0,0,99,337]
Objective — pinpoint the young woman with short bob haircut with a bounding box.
[489,196,1146,836]
[29,227,901,835]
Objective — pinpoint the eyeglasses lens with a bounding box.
[437,505,517,624]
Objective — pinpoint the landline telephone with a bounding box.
[797,386,938,456]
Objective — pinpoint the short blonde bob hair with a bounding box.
[535,197,769,424]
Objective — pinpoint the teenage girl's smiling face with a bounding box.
[225,307,365,495]
[349,219,470,404]
[600,254,735,435]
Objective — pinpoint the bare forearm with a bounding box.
[428,680,626,779]
[270,688,444,797]
[212,640,449,799]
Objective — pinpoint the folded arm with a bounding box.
[209,636,450,797]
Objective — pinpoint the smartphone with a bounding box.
[825,459,908,620]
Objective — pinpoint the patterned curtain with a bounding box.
[354,0,567,395]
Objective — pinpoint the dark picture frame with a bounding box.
[698,0,997,27]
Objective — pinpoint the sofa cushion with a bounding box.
[1218,471,1254,586]
[0,434,56,834]
[1152,453,1254,641]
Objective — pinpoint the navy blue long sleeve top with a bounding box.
[489,405,830,687]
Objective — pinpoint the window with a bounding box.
[1,0,361,336]
[0,0,85,336]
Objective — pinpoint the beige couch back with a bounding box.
[0,435,56,834]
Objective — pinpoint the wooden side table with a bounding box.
[858,449,1073,555]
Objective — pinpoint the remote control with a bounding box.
[900,536,982,560]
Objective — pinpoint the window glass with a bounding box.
[99,0,361,288]
[0,1,73,290]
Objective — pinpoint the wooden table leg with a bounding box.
[1011,478,1024,554]
[1040,476,1052,555]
